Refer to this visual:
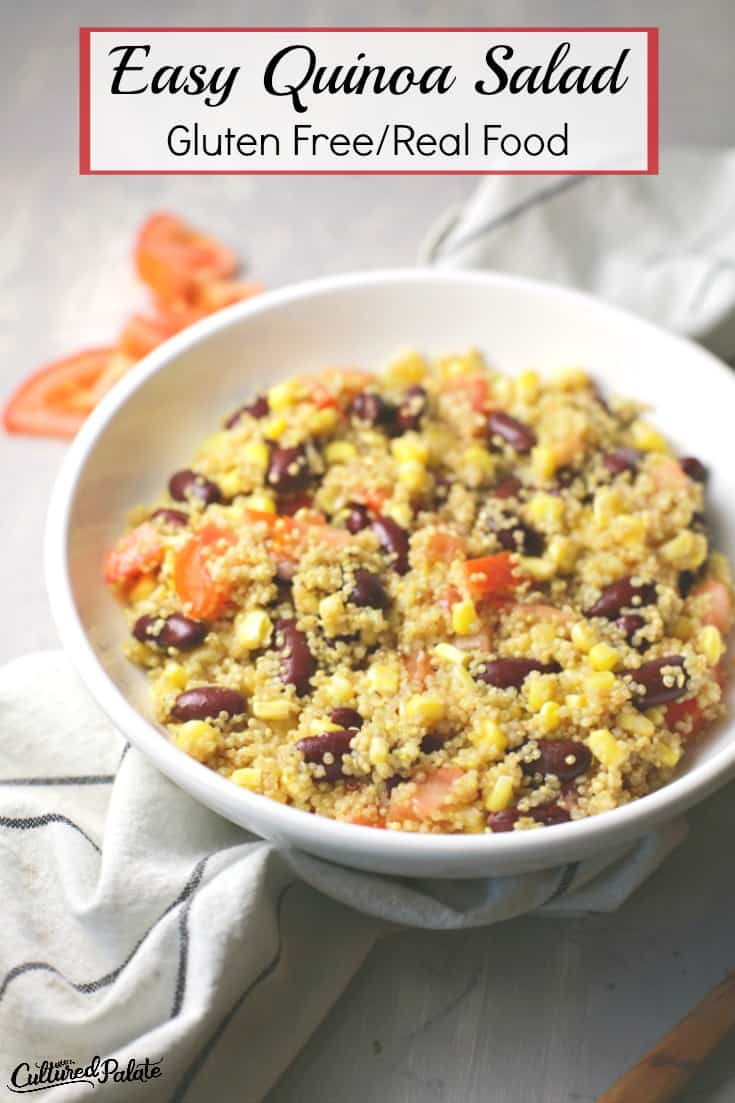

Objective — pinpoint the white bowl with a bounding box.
[45,269,735,878]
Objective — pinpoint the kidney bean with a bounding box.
[349,568,389,610]
[492,476,523,499]
[345,501,371,534]
[531,802,571,826]
[351,391,395,428]
[420,733,446,754]
[278,492,313,517]
[267,444,311,495]
[488,411,537,454]
[171,686,248,721]
[681,456,708,483]
[624,656,688,709]
[225,393,270,428]
[296,729,354,781]
[277,618,316,695]
[329,707,363,729]
[150,507,189,527]
[169,469,223,506]
[491,515,545,557]
[586,577,657,619]
[134,613,208,651]
[372,516,410,575]
[477,658,561,689]
[487,809,519,832]
[395,385,428,432]
[522,739,591,781]
[603,448,641,476]
[678,570,698,598]
[616,613,647,647]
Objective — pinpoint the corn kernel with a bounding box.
[659,742,682,768]
[525,674,557,712]
[620,708,655,737]
[661,531,707,571]
[219,470,245,498]
[319,593,345,633]
[242,493,276,515]
[234,609,272,652]
[587,728,625,767]
[571,621,597,653]
[531,444,558,481]
[527,493,565,530]
[252,698,297,720]
[486,775,515,812]
[397,460,427,493]
[565,694,587,710]
[589,642,621,672]
[325,440,358,465]
[369,736,389,765]
[470,718,508,757]
[516,370,541,402]
[174,720,218,762]
[366,663,399,696]
[268,378,305,410]
[266,415,288,440]
[307,406,339,435]
[403,693,445,725]
[159,662,187,692]
[593,488,623,526]
[433,642,469,666]
[127,574,157,603]
[538,700,561,732]
[519,556,556,581]
[385,349,427,384]
[611,514,647,545]
[309,717,343,734]
[547,535,578,571]
[324,673,354,705]
[452,599,479,636]
[382,501,413,529]
[555,367,589,390]
[631,419,667,453]
[491,376,515,405]
[231,767,262,790]
[243,440,270,470]
[672,615,694,640]
[391,433,430,465]
[462,445,496,486]
[698,625,725,666]
[585,670,617,695]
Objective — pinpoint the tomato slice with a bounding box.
[426,531,466,563]
[104,523,165,584]
[135,213,239,304]
[666,696,703,735]
[389,766,465,822]
[441,373,490,414]
[119,313,180,361]
[174,522,236,620]
[464,552,521,599]
[3,348,122,438]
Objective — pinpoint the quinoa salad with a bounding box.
[104,350,734,834]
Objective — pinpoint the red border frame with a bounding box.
[79,26,659,176]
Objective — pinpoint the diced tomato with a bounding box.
[135,213,238,304]
[362,487,391,514]
[3,347,126,439]
[666,696,704,735]
[104,523,165,585]
[441,373,490,414]
[405,649,433,688]
[438,584,461,612]
[426,531,466,563]
[464,552,521,599]
[119,313,180,361]
[348,812,386,829]
[651,457,686,490]
[174,522,236,620]
[692,579,734,635]
[389,766,465,822]
[243,510,350,562]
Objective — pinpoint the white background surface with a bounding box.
[3,1,735,1100]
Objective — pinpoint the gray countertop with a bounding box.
[4,2,735,1100]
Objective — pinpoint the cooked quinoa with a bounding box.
[104,350,734,834]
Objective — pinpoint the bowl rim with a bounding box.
[45,266,735,865]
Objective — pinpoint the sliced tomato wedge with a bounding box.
[464,552,521,599]
[119,313,180,361]
[104,523,165,585]
[3,347,123,438]
[135,213,239,304]
[174,522,236,620]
